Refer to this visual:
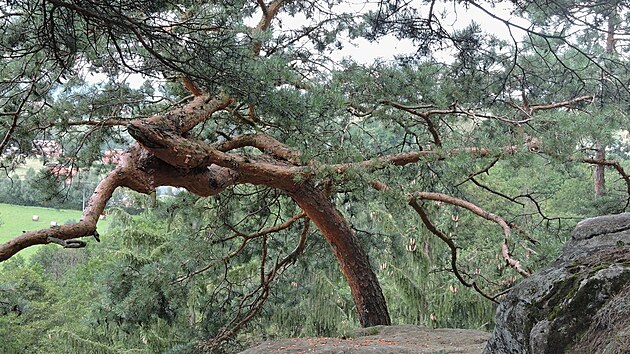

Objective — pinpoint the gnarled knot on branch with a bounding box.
[47,236,87,249]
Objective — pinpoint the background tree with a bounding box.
[1,0,629,350]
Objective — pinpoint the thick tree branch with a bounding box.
[256,0,285,32]
[256,0,270,18]
[252,0,285,55]
[0,143,240,261]
[127,122,297,184]
[214,133,302,164]
[130,94,233,135]
[0,165,123,261]
[182,76,203,96]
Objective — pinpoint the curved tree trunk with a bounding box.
[2,108,393,328]
[126,110,392,327]
[288,183,391,327]
[594,143,606,196]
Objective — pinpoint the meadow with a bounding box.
[0,203,107,259]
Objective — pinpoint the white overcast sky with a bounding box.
[88,1,530,88]
[283,1,531,64]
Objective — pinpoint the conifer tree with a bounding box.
[1,1,629,343]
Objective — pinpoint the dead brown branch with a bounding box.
[412,191,533,277]
[409,199,500,303]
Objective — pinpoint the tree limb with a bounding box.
[409,199,500,303]
[412,191,536,245]
[0,165,123,261]
[214,133,302,164]
[411,191,532,278]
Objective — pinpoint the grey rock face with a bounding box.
[484,213,630,354]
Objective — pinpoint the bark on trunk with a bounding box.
[127,116,392,328]
[288,183,391,327]
[595,11,617,196]
[595,143,606,196]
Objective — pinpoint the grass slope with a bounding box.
[0,203,105,259]
[13,158,45,178]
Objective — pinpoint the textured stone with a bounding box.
[484,213,630,354]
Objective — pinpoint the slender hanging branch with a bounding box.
[409,200,501,303]
[411,191,533,277]
[413,191,536,244]
[203,219,310,350]
[372,180,530,297]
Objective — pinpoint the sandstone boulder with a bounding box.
[484,213,630,354]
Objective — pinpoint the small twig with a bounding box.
[455,157,501,187]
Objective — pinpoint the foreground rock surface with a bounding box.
[239,325,489,354]
[484,213,630,354]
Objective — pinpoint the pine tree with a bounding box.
[1,1,629,347]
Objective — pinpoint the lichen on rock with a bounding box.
[484,213,630,354]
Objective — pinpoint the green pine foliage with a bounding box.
[2,0,630,352]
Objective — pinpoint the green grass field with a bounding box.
[13,157,45,178]
[0,203,108,259]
